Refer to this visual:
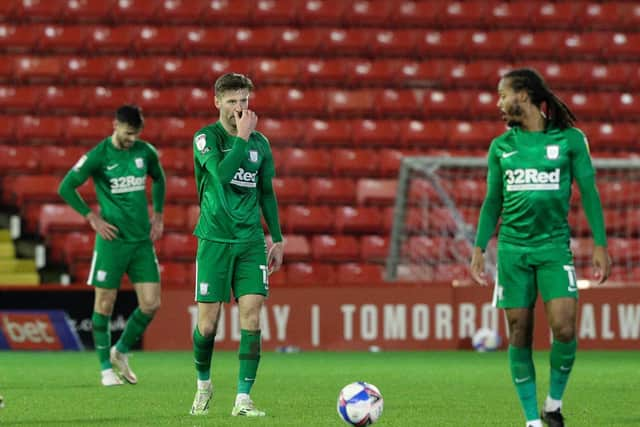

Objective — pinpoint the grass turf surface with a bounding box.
[0,351,637,426]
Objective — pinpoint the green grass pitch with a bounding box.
[0,351,637,426]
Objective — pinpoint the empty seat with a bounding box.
[610,93,640,119]
[109,0,160,23]
[109,57,158,85]
[60,0,114,23]
[84,86,135,114]
[38,85,88,113]
[300,59,346,85]
[62,56,111,83]
[39,146,86,173]
[13,56,62,83]
[259,118,303,146]
[286,262,335,286]
[230,27,277,54]
[155,1,206,23]
[0,85,41,112]
[159,262,192,287]
[468,90,499,118]
[326,89,375,117]
[282,234,311,262]
[272,177,308,204]
[320,28,371,55]
[464,30,515,58]
[157,233,197,260]
[281,148,332,175]
[434,263,470,283]
[370,30,416,57]
[251,86,285,116]
[351,119,399,146]
[391,1,443,27]
[0,145,39,173]
[200,0,252,24]
[0,24,41,53]
[344,59,399,86]
[415,29,467,57]
[356,179,397,205]
[160,204,187,231]
[584,63,632,89]
[375,88,423,116]
[130,87,184,114]
[62,232,93,263]
[379,148,414,177]
[561,92,612,120]
[285,205,335,233]
[15,0,64,22]
[64,116,113,144]
[86,26,135,53]
[580,122,638,150]
[575,2,625,30]
[281,88,325,115]
[251,0,298,24]
[16,115,63,143]
[449,121,500,148]
[399,119,448,147]
[251,58,300,85]
[336,263,384,286]
[308,178,357,204]
[180,28,230,54]
[38,25,88,53]
[334,206,383,233]
[445,61,510,88]
[607,32,640,59]
[531,2,578,29]
[182,87,210,112]
[39,204,90,236]
[332,148,380,177]
[157,147,192,175]
[133,26,182,54]
[165,176,197,203]
[304,120,351,145]
[360,235,389,263]
[560,32,606,60]
[511,32,562,58]
[423,90,470,117]
[312,235,360,262]
[298,0,347,25]
[275,27,323,55]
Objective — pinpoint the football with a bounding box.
[337,381,384,425]
[472,327,502,352]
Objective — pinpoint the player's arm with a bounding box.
[470,142,503,285]
[146,144,166,241]
[58,151,118,240]
[216,110,258,183]
[571,130,611,283]
[258,146,283,274]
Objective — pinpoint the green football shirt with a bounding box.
[193,121,275,243]
[485,126,595,246]
[65,137,164,242]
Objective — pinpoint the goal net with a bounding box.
[385,156,640,286]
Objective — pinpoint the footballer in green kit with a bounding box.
[58,105,166,387]
[189,73,284,418]
[470,69,611,427]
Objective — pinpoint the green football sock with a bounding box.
[193,327,215,381]
[509,345,539,421]
[115,308,153,354]
[92,312,111,370]
[237,329,261,394]
[549,339,576,400]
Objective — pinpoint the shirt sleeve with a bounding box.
[146,144,166,214]
[474,141,503,251]
[57,149,100,216]
[194,130,248,183]
[569,128,595,179]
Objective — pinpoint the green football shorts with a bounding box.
[195,239,269,303]
[493,242,578,308]
[87,235,160,288]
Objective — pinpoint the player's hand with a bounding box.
[470,247,488,286]
[86,211,118,241]
[150,212,164,241]
[234,109,257,141]
[267,241,284,275]
[592,245,611,285]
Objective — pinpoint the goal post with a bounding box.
[385,156,640,285]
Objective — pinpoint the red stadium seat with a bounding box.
[434,263,470,283]
[156,117,204,146]
[511,32,562,59]
[561,92,612,121]
[160,205,187,232]
[86,26,135,53]
[181,86,210,113]
[351,119,399,146]
[285,205,335,233]
[312,235,360,262]
[391,1,442,27]
[200,0,251,24]
[259,119,303,146]
[62,232,93,263]
[84,86,135,114]
[0,145,39,173]
[300,59,346,85]
[281,148,332,176]
[251,0,298,24]
[180,28,230,54]
[397,59,452,87]
[308,178,357,204]
[399,120,448,147]
[132,26,182,54]
[344,59,400,86]
[406,236,452,261]
[62,56,111,84]
[157,147,192,176]
[533,62,584,88]
[606,32,640,59]
[38,25,87,53]
[356,179,397,206]
[334,206,383,234]
[250,86,284,116]
[154,0,206,24]
[423,90,470,118]
[60,0,115,23]
[576,3,625,30]
[252,58,300,85]
[39,146,86,174]
[320,28,371,56]
[468,90,499,118]
[13,56,62,83]
[15,0,64,22]
[286,262,335,286]
[304,120,351,146]
[0,85,41,113]
[445,61,511,88]
[530,2,578,29]
[415,30,467,57]
[230,27,278,54]
[620,3,640,31]
[64,116,113,144]
[583,63,632,90]
[165,176,197,204]
[39,204,90,236]
[336,263,384,286]
[0,24,41,53]
[298,0,347,25]
[379,149,415,177]
[159,262,191,287]
[344,1,391,26]
[9,175,61,206]
[326,89,374,117]
[452,178,487,205]
[16,115,63,144]
[370,30,416,57]
[375,89,423,116]
[275,28,322,55]
[109,0,160,23]
[449,121,500,148]
[360,235,389,263]
[464,30,515,59]
[157,233,197,260]
[610,93,640,120]
[280,88,325,116]
[272,177,308,204]
[332,149,380,177]
[560,32,606,60]
[282,235,311,262]
[130,87,184,114]
[109,57,158,85]
[186,204,199,231]
[38,85,88,113]
[580,122,638,151]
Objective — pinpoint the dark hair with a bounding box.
[214,73,254,97]
[115,105,144,129]
[502,68,576,130]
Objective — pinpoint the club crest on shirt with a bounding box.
[546,145,559,160]
[135,157,144,168]
[249,150,258,162]
[195,134,209,154]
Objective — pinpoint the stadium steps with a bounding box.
[0,229,39,286]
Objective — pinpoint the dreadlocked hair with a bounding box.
[503,68,576,130]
